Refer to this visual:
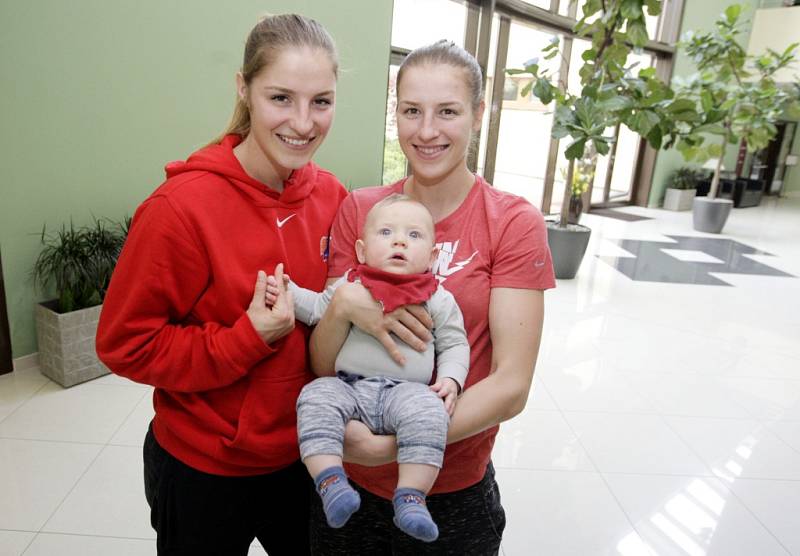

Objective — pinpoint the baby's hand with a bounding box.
[265,272,291,307]
[429,377,460,416]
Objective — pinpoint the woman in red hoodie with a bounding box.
[96,14,347,556]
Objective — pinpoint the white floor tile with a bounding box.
[665,416,800,481]
[765,420,800,454]
[0,530,35,556]
[43,445,154,539]
[0,368,48,423]
[722,377,800,422]
[23,533,155,556]
[728,478,800,556]
[541,362,655,413]
[0,382,147,444]
[495,410,595,471]
[497,468,652,556]
[563,413,712,475]
[624,373,755,419]
[604,473,790,556]
[0,439,101,530]
[92,372,151,389]
[525,375,557,411]
[109,390,154,447]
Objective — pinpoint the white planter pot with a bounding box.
[35,301,110,387]
[663,188,696,211]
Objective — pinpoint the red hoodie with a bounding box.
[97,135,348,476]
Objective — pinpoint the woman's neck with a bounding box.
[404,165,474,223]
[233,135,286,193]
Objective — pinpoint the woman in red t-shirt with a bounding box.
[307,40,555,554]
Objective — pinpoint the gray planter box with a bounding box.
[663,188,696,211]
[35,301,110,387]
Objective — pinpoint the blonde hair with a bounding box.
[210,14,338,144]
[397,40,483,112]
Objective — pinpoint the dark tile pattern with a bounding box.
[598,235,795,286]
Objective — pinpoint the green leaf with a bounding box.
[533,78,554,105]
[667,98,696,113]
[725,4,742,24]
[627,20,649,47]
[701,90,713,112]
[644,0,662,16]
[631,110,660,135]
[521,81,533,98]
[594,137,611,155]
[565,138,587,160]
[621,0,643,20]
[638,67,656,79]
[646,126,663,150]
[598,95,633,111]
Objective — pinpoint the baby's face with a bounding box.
[357,201,437,275]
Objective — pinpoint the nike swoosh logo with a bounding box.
[276,214,296,228]
[534,261,545,267]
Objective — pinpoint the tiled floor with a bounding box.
[1,195,799,555]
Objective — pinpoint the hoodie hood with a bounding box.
[164,134,319,208]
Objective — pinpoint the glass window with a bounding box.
[490,21,563,210]
[382,64,407,185]
[391,0,467,51]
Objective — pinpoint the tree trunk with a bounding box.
[560,158,575,228]
[708,127,730,200]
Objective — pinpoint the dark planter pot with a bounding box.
[692,197,733,234]
[546,222,592,279]
[695,178,764,208]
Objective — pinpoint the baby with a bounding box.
[277,194,469,543]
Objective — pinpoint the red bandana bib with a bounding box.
[347,265,438,313]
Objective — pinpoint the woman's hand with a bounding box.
[246,264,295,345]
[335,282,433,365]
[430,377,460,416]
[342,420,397,466]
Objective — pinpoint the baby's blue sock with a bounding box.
[314,466,361,528]
[392,487,439,543]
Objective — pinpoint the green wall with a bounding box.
[0,0,393,358]
[648,1,755,206]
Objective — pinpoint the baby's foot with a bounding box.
[392,487,438,542]
[315,466,361,528]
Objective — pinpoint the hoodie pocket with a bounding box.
[219,372,309,467]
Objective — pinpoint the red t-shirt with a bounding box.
[328,175,555,498]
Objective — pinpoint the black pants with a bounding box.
[310,463,506,555]
[144,424,313,555]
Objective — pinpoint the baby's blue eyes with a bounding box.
[379,228,392,236]
[409,231,421,239]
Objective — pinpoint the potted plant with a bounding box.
[510,0,697,278]
[672,4,799,233]
[32,218,126,387]
[663,167,699,211]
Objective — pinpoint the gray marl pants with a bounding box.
[296,374,449,468]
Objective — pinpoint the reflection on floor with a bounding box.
[599,235,795,285]
[1,196,800,556]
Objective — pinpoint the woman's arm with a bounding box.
[446,287,543,442]
[96,198,287,392]
[341,287,544,465]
